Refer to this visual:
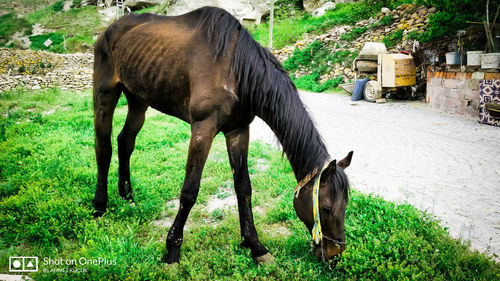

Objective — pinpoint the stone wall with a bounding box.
[426,66,500,115]
[0,48,93,92]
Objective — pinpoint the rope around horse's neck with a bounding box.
[294,161,330,245]
[311,161,330,245]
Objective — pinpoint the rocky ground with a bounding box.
[0,49,93,91]
[272,4,435,83]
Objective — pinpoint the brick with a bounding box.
[427,70,434,80]
[449,89,465,99]
[442,97,468,114]
[455,79,467,89]
[469,79,481,90]
[430,77,442,87]
[438,95,447,109]
[434,71,445,78]
[471,72,485,79]
[484,72,500,80]
[455,72,472,80]
[443,78,458,89]
[445,72,456,79]
[465,89,479,101]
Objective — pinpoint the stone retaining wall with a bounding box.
[426,66,500,115]
[0,48,93,92]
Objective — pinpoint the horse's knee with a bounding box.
[180,191,197,208]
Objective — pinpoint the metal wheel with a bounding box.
[363,80,382,102]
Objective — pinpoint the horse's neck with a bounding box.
[255,90,330,181]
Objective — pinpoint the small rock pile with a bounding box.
[0,48,93,92]
[272,4,436,82]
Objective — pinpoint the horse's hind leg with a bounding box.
[117,92,148,202]
[224,127,273,263]
[166,118,218,264]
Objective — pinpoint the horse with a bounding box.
[93,6,353,264]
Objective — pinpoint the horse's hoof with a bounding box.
[93,210,105,219]
[254,253,275,264]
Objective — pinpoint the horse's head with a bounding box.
[293,151,353,261]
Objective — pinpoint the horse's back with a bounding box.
[95,9,239,124]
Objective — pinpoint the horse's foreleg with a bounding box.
[166,118,218,264]
[93,84,121,218]
[225,127,273,263]
[117,93,148,202]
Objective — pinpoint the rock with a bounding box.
[166,0,270,24]
[312,1,336,17]
[381,7,390,14]
[303,0,327,12]
[124,0,162,11]
[32,85,41,90]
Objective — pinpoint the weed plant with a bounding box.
[0,87,498,279]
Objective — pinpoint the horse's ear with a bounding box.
[338,151,353,169]
[322,159,337,178]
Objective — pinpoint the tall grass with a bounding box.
[0,88,498,280]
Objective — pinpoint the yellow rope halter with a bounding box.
[294,161,330,245]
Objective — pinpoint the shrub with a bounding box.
[29,33,65,53]
[417,0,490,42]
[340,26,368,42]
[383,29,404,48]
[51,0,65,12]
[0,13,31,45]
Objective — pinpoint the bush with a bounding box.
[0,13,31,45]
[417,0,490,42]
[383,29,404,48]
[51,0,65,12]
[29,33,65,53]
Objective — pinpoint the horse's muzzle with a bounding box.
[314,240,346,261]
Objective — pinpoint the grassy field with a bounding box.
[1,1,104,52]
[0,88,499,280]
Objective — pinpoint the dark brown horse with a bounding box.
[93,6,353,264]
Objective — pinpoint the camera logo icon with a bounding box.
[9,257,38,272]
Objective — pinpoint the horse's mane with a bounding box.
[193,6,332,182]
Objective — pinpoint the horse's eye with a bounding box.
[322,207,333,214]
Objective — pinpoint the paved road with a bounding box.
[250,92,500,260]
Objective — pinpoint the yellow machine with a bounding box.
[352,42,417,102]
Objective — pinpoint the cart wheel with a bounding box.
[363,81,382,102]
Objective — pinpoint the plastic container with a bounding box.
[445,52,460,65]
[480,53,500,69]
[467,51,484,66]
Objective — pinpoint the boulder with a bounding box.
[303,0,327,12]
[165,0,270,24]
[312,1,336,17]
[124,0,162,11]
[381,7,390,14]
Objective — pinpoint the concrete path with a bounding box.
[250,92,500,260]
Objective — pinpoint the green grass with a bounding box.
[0,12,31,47]
[25,5,102,53]
[0,88,499,280]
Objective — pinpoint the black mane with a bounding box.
[194,6,330,181]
